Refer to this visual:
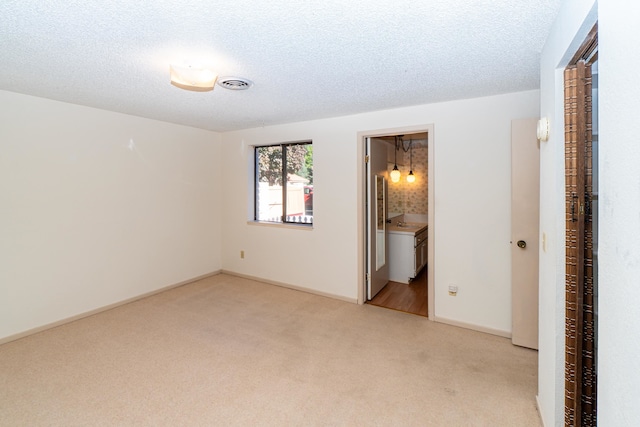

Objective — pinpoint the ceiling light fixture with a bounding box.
[170,64,218,92]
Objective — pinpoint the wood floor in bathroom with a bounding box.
[368,267,427,317]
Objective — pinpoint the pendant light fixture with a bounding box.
[407,139,416,183]
[390,136,401,183]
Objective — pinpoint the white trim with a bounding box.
[431,315,512,339]
[221,270,358,304]
[356,124,435,320]
[426,126,435,319]
[536,395,547,427]
[227,271,514,340]
[0,270,222,345]
[247,220,313,231]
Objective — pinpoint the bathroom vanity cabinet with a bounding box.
[388,224,428,284]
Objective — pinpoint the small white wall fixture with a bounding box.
[537,117,550,142]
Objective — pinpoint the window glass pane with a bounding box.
[285,144,313,222]
[255,142,312,225]
[256,145,283,222]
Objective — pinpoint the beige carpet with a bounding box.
[0,274,540,426]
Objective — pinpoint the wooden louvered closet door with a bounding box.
[564,59,596,426]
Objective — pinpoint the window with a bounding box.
[255,141,313,225]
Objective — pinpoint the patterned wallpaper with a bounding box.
[388,145,428,215]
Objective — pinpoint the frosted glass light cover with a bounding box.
[170,64,218,92]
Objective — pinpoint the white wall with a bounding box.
[0,90,222,341]
[538,0,597,426]
[220,90,539,333]
[537,2,597,425]
[598,2,640,425]
[538,2,640,426]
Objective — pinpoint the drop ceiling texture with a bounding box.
[0,1,561,132]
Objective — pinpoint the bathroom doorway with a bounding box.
[368,266,428,316]
[360,125,434,318]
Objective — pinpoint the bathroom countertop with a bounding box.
[387,222,428,237]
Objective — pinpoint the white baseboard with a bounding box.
[0,270,222,346]
[223,271,513,340]
[536,395,546,427]
[221,269,358,304]
[431,315,512,339]
[2,270,514,346]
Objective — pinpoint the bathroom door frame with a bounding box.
[357,124,435,319]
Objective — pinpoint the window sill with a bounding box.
[247,220,313,231]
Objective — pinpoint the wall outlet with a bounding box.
[240,250,245,259]
[448,285,458,296]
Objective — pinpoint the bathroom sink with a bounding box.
[388,222,427,234]
[396,223,421,229]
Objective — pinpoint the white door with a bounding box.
[511,118,540,349]
[367,137,389,299]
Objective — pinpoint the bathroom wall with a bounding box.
[388,145,428,216]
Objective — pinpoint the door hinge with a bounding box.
[365,155,369,163]
[366,273,370,281]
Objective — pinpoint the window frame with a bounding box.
[254,140,313,226]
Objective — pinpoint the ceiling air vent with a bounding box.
[217,77,253,90]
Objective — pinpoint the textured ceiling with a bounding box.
[0,0,561,132]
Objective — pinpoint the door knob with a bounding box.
[517,240,526,249]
